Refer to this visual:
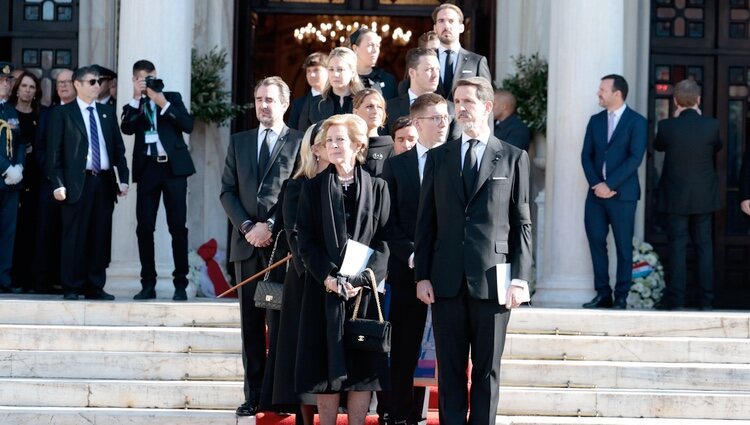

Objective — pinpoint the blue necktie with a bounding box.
[87,106,101,173]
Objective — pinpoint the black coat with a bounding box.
[494,113,531,151]
[364,135,395,177]
[654,108,722,214]
[297,94,353,131]
[120,92,196,184]
[295,165,390,393]
[360,67,398,101]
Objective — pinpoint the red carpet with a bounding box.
[257,387,441,424]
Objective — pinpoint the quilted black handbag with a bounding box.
[253,230,285,310]
[344,269,392,353]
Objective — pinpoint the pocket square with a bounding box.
[492,176,508,180]
[461,70,473,74]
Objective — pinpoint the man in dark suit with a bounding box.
[415,77,532,425]
[493,90,530,151]
[220,76,302,417]
[580,74,647,309]
[47,65,130,301]
[94,65,117,107]
[0,61,25,294]
[386,47,462,141]
[288,52,327,131]
[383,92,450,425]
[121,59,196,301]
[432,4,492,101]
[654,79,721,311]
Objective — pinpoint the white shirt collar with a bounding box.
[608,103,627,119]
[438,45,461,55]
[311,88,321,97]
[76,97,96,110]
[407,89,419,104]
[259,122,285,137]
[461,131,490,146]
[415,141,430,158]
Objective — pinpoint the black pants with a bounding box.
[432,284,510,425]
[59,172,114,294]
[135,160,189,289]
[33,181,61,292]
[665,212,714,307]
[0,190,20,288]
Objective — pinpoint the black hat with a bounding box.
[92,64,117,80]
[0,62,14,78]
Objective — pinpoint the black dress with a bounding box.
[360,67,398,101]
[364,135,394,177]
[297,93,354,131]
[272,178,316,406]
[295,165,391,393]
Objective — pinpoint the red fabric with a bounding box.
[256,412,440,425]
[197,238,235,298]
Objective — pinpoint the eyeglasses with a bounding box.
[80,79,101,86]
[415,115,450,124]
[56,80,73,86]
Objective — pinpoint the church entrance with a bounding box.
[647,0,750,308]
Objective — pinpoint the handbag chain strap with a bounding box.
[262,229,286,282]
[351,268,384,323]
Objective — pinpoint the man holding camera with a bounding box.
[121,59,195,301]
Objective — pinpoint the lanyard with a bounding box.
[144,101,157,131]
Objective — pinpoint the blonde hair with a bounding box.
[352,88,387,129]
[293,124,323,179]
[322,47,364,100]
[320,114,369,165]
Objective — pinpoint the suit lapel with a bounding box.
[97,107,113,156]
[609,107,631,143]
[445,140,466,205]
[247,129,260,191]
[469,138,502,202]
[70,103,88,140]
[406,148,420,190]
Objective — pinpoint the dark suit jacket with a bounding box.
[437,48,492,99]
[297,94,352,131]
[740,144,750,202]
[581,106,647,201]
[654,109,721,214]
[47,101,129,204]
[360,67,398,100]
[288,91,313,131]
[384,93,462,140]
[415,137,532,299]
[365,135,395,177]
[494,113,531,151]
[220,126,302,262]
[382,148,420,275]
[120,92,196,184]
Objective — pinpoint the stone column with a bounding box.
[494,0,550,85]
[77,0,118,67]
[532,0,626,307]
[108,0,195,283]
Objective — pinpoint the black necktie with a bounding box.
[444,50,455,96]
[462,139,478,197]
[258,129,271,180]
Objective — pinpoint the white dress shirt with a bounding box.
[76,97,110,170]
[415,141,430,182]
[460,132,489,170]
[438,45,461,81]
[603,103,627,179]
[258,122,284,161]
[128,97,172,156]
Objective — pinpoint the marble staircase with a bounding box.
[0,296,748,424]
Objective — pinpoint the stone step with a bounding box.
[2,298,749,339]
[2,378,749,420]
[0,324,241,353]
[505,334,750,364]
[0,296,239,327]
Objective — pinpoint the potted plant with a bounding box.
[500,53,548,169]
[191,47,250,126]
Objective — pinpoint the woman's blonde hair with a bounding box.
[293,124,324,179]
[320,114,369,165]
[352,88,387,129]
[322,47,364,100]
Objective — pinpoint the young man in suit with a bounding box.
[220,76,302,417]
[580,74,647,309]
[432,4,492,101]
[0,61,25,294]
[654,79,721,311]
[47,65,130,301]
[385,47,461,140]
[415,77,532,425]
[493,90,530,151]
[288,52,327,131]
[121,59,196,301]
[383,92,450,425]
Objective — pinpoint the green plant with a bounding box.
[500,54,548,134]
[191,47,250,126]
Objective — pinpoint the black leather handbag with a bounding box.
[253,230,285,310]
[344,269,392,353]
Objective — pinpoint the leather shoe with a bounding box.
[235,401,258,417]
[173,287,187,301]
[84,290,115,301]
[63,292,79,300]
[612,297,627,309]
[700,305,713,311]
[133,288,156,300]
[0,285,12,294]
[582,294,612,309]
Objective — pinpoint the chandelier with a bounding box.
[293,19,412,47]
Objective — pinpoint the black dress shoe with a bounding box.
[63,293,79,300]
[172,287,187,301]
[0,285,12,294]
[236,401,258,417]
[582,294,612,309]
[700,305,713,311]
[133,288,156,300]
[612,297,627,309]
[85,290,115,300]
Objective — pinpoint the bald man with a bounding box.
[493,90,530,151]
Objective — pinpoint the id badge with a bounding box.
[145,130,159,144]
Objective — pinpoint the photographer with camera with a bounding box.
[121,59,195,301]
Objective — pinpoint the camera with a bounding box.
[144,76,164,93]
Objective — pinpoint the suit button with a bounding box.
[465,217,470,222]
